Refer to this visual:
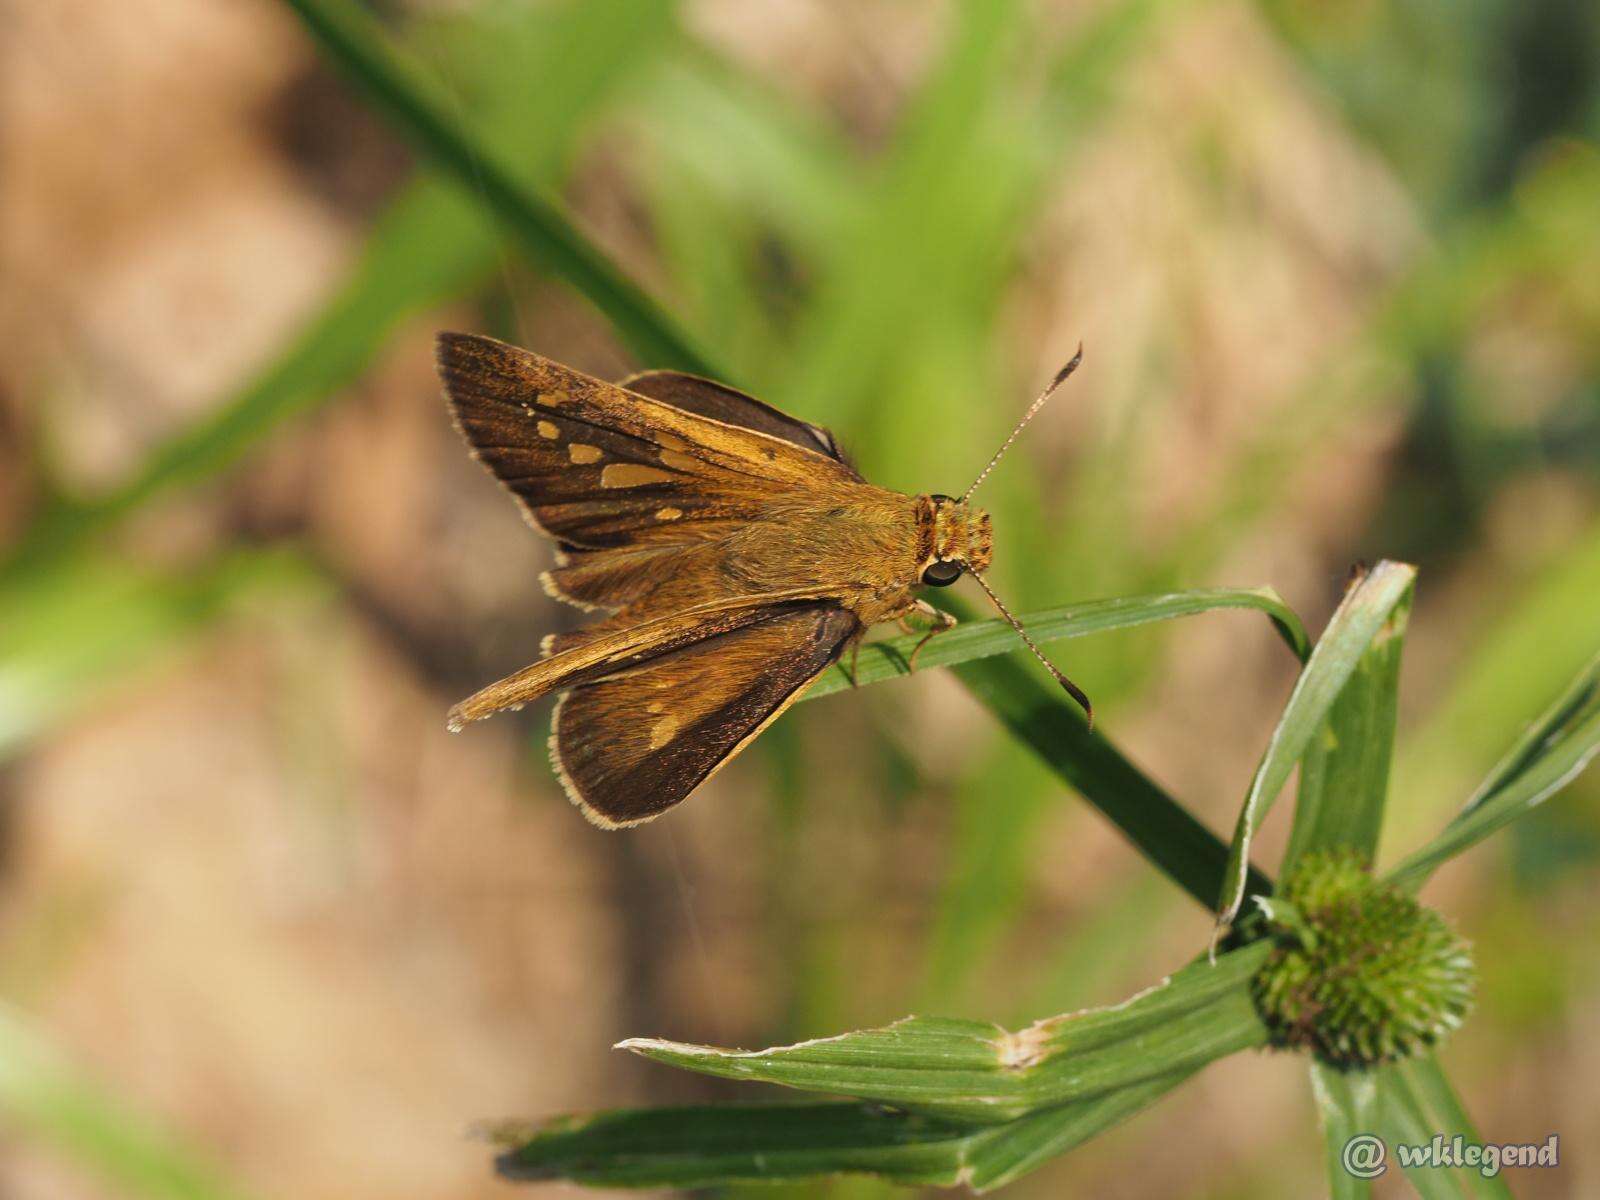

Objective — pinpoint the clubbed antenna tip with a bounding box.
[970,571,1093,728]
[962,344,1085,503]
[1050,344,1085,389]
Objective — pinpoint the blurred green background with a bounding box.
[0,0,1596,1196]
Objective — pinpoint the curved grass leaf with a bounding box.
[1281,580,1413,874]
[282,0,714,375]
[1216,561,1418,933]
[620,943,1270,1124]
[1384,650,1600,893]
[803,587,1309,701]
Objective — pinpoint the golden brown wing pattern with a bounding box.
[439,334,868,824]
[437,333,856,554]
[445,594,859,825]
[551,601,859,826]
[618,369,857,469]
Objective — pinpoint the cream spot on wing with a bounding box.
[655,432,689,452]
[648,714,681,750]
[568,443,603,464]
[655,507,683,521]
[658,449,698,472]
[646,700,665,714]
[601,463,674,488]
[537,420,559,439]
[540,389,572,406]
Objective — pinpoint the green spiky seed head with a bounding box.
[1251,849,1475,1067]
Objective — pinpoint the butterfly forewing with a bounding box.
[619,370,858,469]
[438,333,855,550]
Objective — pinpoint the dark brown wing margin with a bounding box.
[620,370,858,475]
[552,602,859,827]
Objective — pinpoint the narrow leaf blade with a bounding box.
[1283,579,1414,873]
[953,643,1273,912]
[0,550,319,760]
[1308,1062,1380,1200]
[620,945,1271,1123]
[1384,650,1600,892]
[1375,1060,1514,1200]
[4,0,669,583]
[492,1073,1202,1194]
[803,587,1309,701]
[1394,1057,1513,1198]
[963,1070,1196,1192]
[1217,561,1418,929]
[492,1103,978,1190]
[282,0,714,374]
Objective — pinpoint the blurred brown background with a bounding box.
[1,0,1597,1197]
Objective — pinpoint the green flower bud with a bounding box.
[1251,849,1475,1067]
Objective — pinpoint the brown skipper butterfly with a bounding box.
[438,332,1087,827]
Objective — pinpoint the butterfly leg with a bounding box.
[905,600,957,672]
[845,632,864,687]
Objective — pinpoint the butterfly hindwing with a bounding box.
[552,601,860,826]
[446,598,801,730]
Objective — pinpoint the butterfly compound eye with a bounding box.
[921,560,963,587]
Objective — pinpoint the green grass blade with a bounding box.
[1384,650,1600,893]
[1393,1056,1512,1198]
[4,0,671,584]
[281,0,713,374]
[492,1103,980,1190]
[620,943,1270,1124]
[1217,561,1418,930]
[492,1072,1197,1193]
[1375,1061,1514,1199]
[1387,517,1600,851]
[1307,1063,1379,1200]
[0,549,321,760]
[959,1070,1197,1192]
[0,1005,255,1200]
[570,943,1256,1187]
[951,637,1274,912]
[1282,579,1414,873]
[1,185,488,581]
[803,586,1308,700]
[639,50,864,260]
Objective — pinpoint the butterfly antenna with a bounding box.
[969,570,1094,728]
[962,344,1084,502]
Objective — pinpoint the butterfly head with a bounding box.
[919,493,992,585]
[910,348,1095,727]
